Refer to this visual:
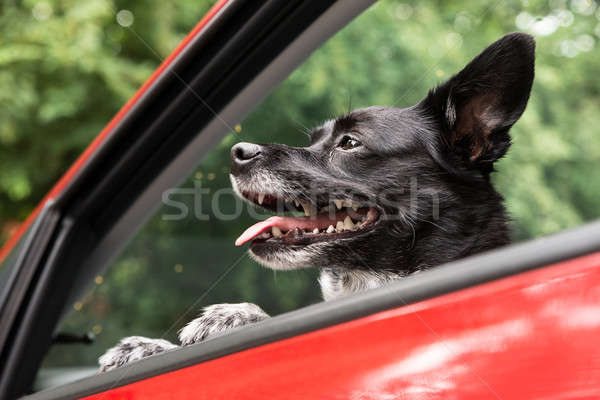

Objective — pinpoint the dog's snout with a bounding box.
[231,142,262,175]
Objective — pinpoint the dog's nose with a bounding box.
[231,142,262,175]
[232,142,261,162]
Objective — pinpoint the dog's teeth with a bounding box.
[258,193,265,205]
[334,200,343,210]
[313,228,319,234]
[260,232,271,239]
[272,227,283,238]
[336,221,345,231]
[294,199,300,207]
[351,203,359,211]
[326,225,335,233]
[342,200,352,208]
[301,202,312,216]
[343,216,354,230]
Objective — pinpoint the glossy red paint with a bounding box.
[0,0,231,265]
[82,252,600,400]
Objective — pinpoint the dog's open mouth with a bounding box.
[235,191,380,246]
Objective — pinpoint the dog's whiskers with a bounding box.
[413,216,448,232]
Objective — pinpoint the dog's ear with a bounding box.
[421,32,535,176]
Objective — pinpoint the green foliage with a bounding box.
[4,0,600,367]
[0,0,215,239]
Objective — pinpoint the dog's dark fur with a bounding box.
[99,33,535,372]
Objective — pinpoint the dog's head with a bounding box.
[230,33,535,273]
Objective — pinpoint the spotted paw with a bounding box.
[178,303,269,346]
[98,336,178,373]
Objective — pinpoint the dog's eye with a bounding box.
[338,136,362,151]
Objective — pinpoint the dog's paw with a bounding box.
[178,302,269,346]
[98,336,178,373]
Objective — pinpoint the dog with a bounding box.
[98,32,535,372]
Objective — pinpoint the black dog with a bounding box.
[99,32,535,372]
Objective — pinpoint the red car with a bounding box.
[1,1,599,399]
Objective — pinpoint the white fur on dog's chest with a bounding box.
[318,268,403,301]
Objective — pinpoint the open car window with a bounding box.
[7,0,599,394]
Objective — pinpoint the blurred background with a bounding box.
[1,0,599,368]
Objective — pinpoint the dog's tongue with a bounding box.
[235,213,351,246]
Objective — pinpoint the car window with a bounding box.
[38,0,600,382]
